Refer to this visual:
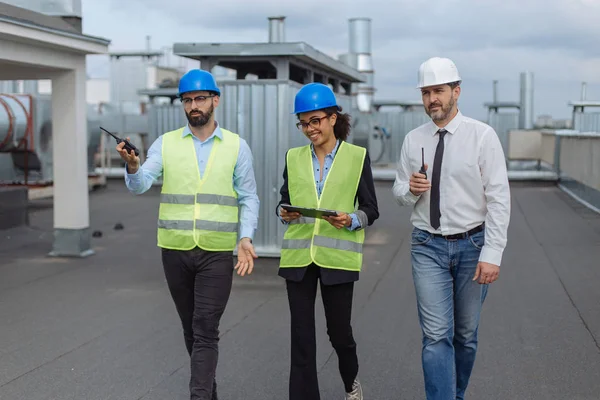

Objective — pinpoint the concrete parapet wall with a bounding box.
[560,134,600,191]
[508,129,542,160]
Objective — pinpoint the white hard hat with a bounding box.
[417,57,462,88]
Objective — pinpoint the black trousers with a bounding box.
[161,247,234,400]
[286,264,359,400]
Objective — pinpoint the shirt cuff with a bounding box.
[125,163,141,178]
[277,205,289,225]
[479,246,503,266]
[346,213,360,231]
[407,190,421,202]
[239,226,255,242]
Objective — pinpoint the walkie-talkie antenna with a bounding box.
[100,126,140,156]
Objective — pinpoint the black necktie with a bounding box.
[430,129,447,230]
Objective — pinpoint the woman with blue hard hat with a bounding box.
[276,82,379,400]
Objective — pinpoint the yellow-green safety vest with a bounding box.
[280,141,366,271]
[157,127,240,251]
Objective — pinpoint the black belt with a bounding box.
[432,223,484,240]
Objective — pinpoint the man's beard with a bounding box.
[186,104,214,127]
[426,97,455,122]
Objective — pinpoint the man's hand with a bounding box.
[116,137,140,174]
[235,238,258,276]
[473,261,500,284]
[410,163,431,196]
[323,212,352,229]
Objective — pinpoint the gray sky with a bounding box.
[82,0,600,121]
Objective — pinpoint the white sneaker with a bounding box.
[345,378,363,400]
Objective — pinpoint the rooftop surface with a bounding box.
[1,180,599,399]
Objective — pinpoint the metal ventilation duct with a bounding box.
[268,16,286,43]
[348,18,375,113]
[519,71,534,129]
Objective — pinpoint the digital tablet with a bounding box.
[280,204,339,218]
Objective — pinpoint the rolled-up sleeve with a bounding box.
[124,136,163,195]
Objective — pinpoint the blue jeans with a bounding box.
[411,227,489,400]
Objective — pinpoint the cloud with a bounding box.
[81,0,600,120]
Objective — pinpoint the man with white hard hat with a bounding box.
[393,57,510,399]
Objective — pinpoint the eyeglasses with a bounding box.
[181,95,215,107]
[296,115,329,131]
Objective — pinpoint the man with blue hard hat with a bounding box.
[116,68,260,400]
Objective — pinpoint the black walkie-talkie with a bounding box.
[100,126,140,157]
[419,147,427,178]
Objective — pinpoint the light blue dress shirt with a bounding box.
[279,139,360,230]
[124,122,260,241]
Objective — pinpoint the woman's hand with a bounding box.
[280,207,301,222]
[323,212,352,229]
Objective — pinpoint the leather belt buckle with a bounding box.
[445,232,466,241]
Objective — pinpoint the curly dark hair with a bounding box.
[318,106,351,141]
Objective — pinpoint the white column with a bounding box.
[49,57,94,257]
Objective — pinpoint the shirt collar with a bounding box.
[311,138,340,158]
[182,121,223,141]
[429,110,464,136]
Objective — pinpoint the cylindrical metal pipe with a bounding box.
[348,17,375,112]
[519,71,534,130]
[493,80,498,103]
[581,81,587,101]
[268,16,286,43]
[0,94,29,152]
[349,18,371,54]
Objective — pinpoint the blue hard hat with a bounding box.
[178,69,220,97]
[292,83,339,114]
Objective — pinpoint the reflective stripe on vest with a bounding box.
[157,127,240,251]
[279,141,366,271]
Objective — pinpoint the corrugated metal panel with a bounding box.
[370,110,430,164]
[99,114,149,137]
[368,110,518,165]
[147,79,353,256]
[110,58,148,105]
[489,112,519,157]
[573,112,600,132]
[147,104,186,145]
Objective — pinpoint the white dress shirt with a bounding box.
[393,110,511,266]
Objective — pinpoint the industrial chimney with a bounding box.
[348,18,375,113]
[268,16,286,43]
[519,71,534,130]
